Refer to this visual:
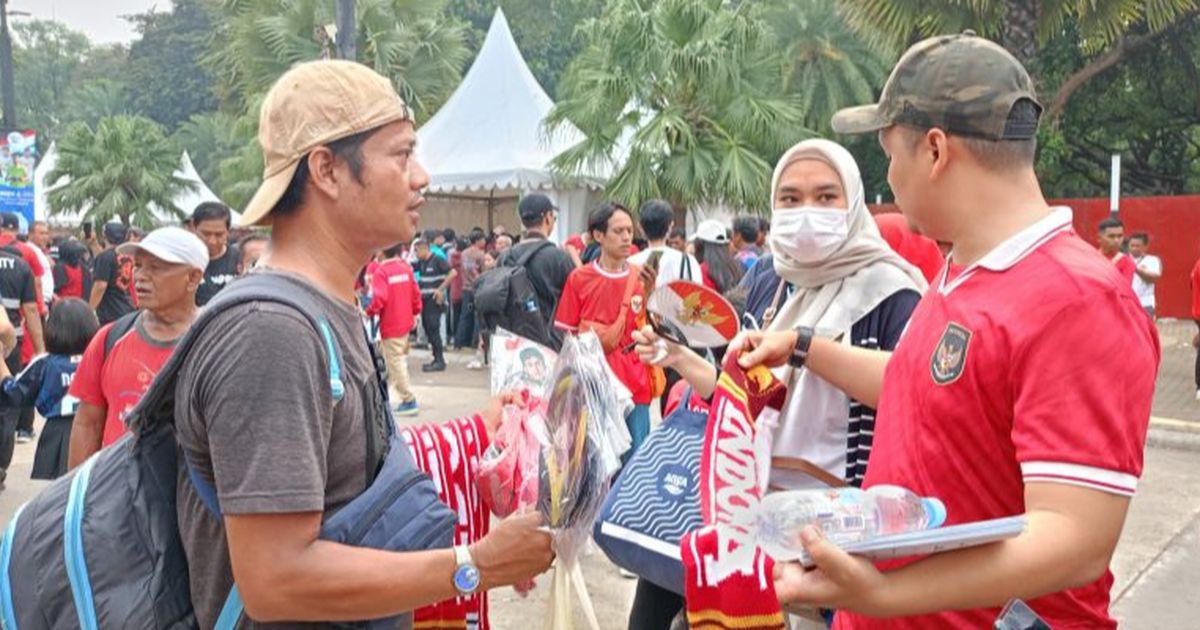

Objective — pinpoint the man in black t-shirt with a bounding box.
[191,202,240,306]
[89,222,136,325]
[500,194,576,349]
[415,238,456,372]
[0,243,40,484]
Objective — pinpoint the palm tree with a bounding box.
[209,0,469,121]
[46,116,194,228]
[837,0,1200,122]
[767,0,891,133]
[173,111,241,188]
[548,0,810,214]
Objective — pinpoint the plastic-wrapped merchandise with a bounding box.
[476,391,546,518]
[537,332,628,630]
[489,328,557,396]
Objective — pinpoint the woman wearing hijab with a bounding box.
[625,139,927,628]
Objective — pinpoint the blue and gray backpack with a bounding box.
[0,273,456,629]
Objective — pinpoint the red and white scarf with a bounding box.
[683,355,787,630]
[403,416,491,630]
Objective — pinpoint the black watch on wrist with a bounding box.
[789,326,815,369]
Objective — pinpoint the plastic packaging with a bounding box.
[752,485,947,560]
[476,391,545,518]
[537,332,629,630]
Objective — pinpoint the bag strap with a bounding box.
[102,310,141,363]
[511,239,555,269]
[761,279,789,329]
[768,456,849,489]
[127,273,346,435]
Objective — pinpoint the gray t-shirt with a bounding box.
[174,270,389,629]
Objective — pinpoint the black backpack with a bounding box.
[474,240,557,348]
[0,273,455,630]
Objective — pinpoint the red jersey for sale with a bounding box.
[69,317,178,447]
[835,209,1159,630]
[554,261,651,404]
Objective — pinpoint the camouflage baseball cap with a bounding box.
[831,31,1042,140]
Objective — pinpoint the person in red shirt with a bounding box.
[53,239,93,300]
[555,202,652,458]
[874,211,945,283]
[367,242,423,417]
[736,33,1158,628]
[67,227,207,467]
[1097,217,1136,282]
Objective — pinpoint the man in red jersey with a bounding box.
[555,201,652,459]
[1097,217,1136,283]
[734,31,1158,629]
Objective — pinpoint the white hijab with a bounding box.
[766,139,926,337]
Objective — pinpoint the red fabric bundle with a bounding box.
[682,354,787,630]
[403,416,492,630]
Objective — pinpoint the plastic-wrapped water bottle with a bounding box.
[752,485,947,560]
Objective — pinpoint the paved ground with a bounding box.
[1149,319,1200,423]
[0,330,1195,628]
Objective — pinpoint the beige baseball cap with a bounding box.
[239,60,415,227]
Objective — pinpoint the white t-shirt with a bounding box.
[629,245,701,288]
[1132,254,1161,308]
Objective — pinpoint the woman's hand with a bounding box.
[632,325,680,368]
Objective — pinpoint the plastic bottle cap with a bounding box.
[922,497,947,529]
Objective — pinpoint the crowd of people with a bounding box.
[0,30,1171,630]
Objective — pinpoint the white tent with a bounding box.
[415,8,606,241]
[33,144,237,227]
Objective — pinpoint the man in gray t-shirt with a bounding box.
[173,60,552,629]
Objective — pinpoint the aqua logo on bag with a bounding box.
[657,464,693,502]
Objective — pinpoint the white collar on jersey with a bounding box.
[939,206,1073,295]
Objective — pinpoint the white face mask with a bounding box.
[769,206,850,264]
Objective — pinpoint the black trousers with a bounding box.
[1194,321,1200,389]
[628,579,684,630]
[422,300,445,363]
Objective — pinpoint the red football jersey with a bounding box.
[836,209,1159,630]
[554,262,651,403]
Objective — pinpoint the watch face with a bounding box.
[454,564,481,593]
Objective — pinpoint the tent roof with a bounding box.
[34,144,239,226]
[416,8,603,195]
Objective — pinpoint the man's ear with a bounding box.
[926,128,952,181]
[306,147,341,201]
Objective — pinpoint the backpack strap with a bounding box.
[126,273,347,436]
[125,274,360,630]
[102,310,141,363]
[510,239,555,268]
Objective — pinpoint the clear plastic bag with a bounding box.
[536,332,629,630]
[476,391,545,518]
[489,328,557,396]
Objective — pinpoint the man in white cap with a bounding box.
[169,60,552,629]
[68,226,206,467]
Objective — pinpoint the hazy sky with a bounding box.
[13,0,163,44]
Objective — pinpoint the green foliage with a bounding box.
[8,20,95,138]
[173,111,243,188]
[838,0,1198,62]
[549,0,811,213]
[46,116,194,228]
[767,0,892,133]
[1035,18,1200,197]
[445,0,603,97]
[208,0,469,121]
[123,0,221,130]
